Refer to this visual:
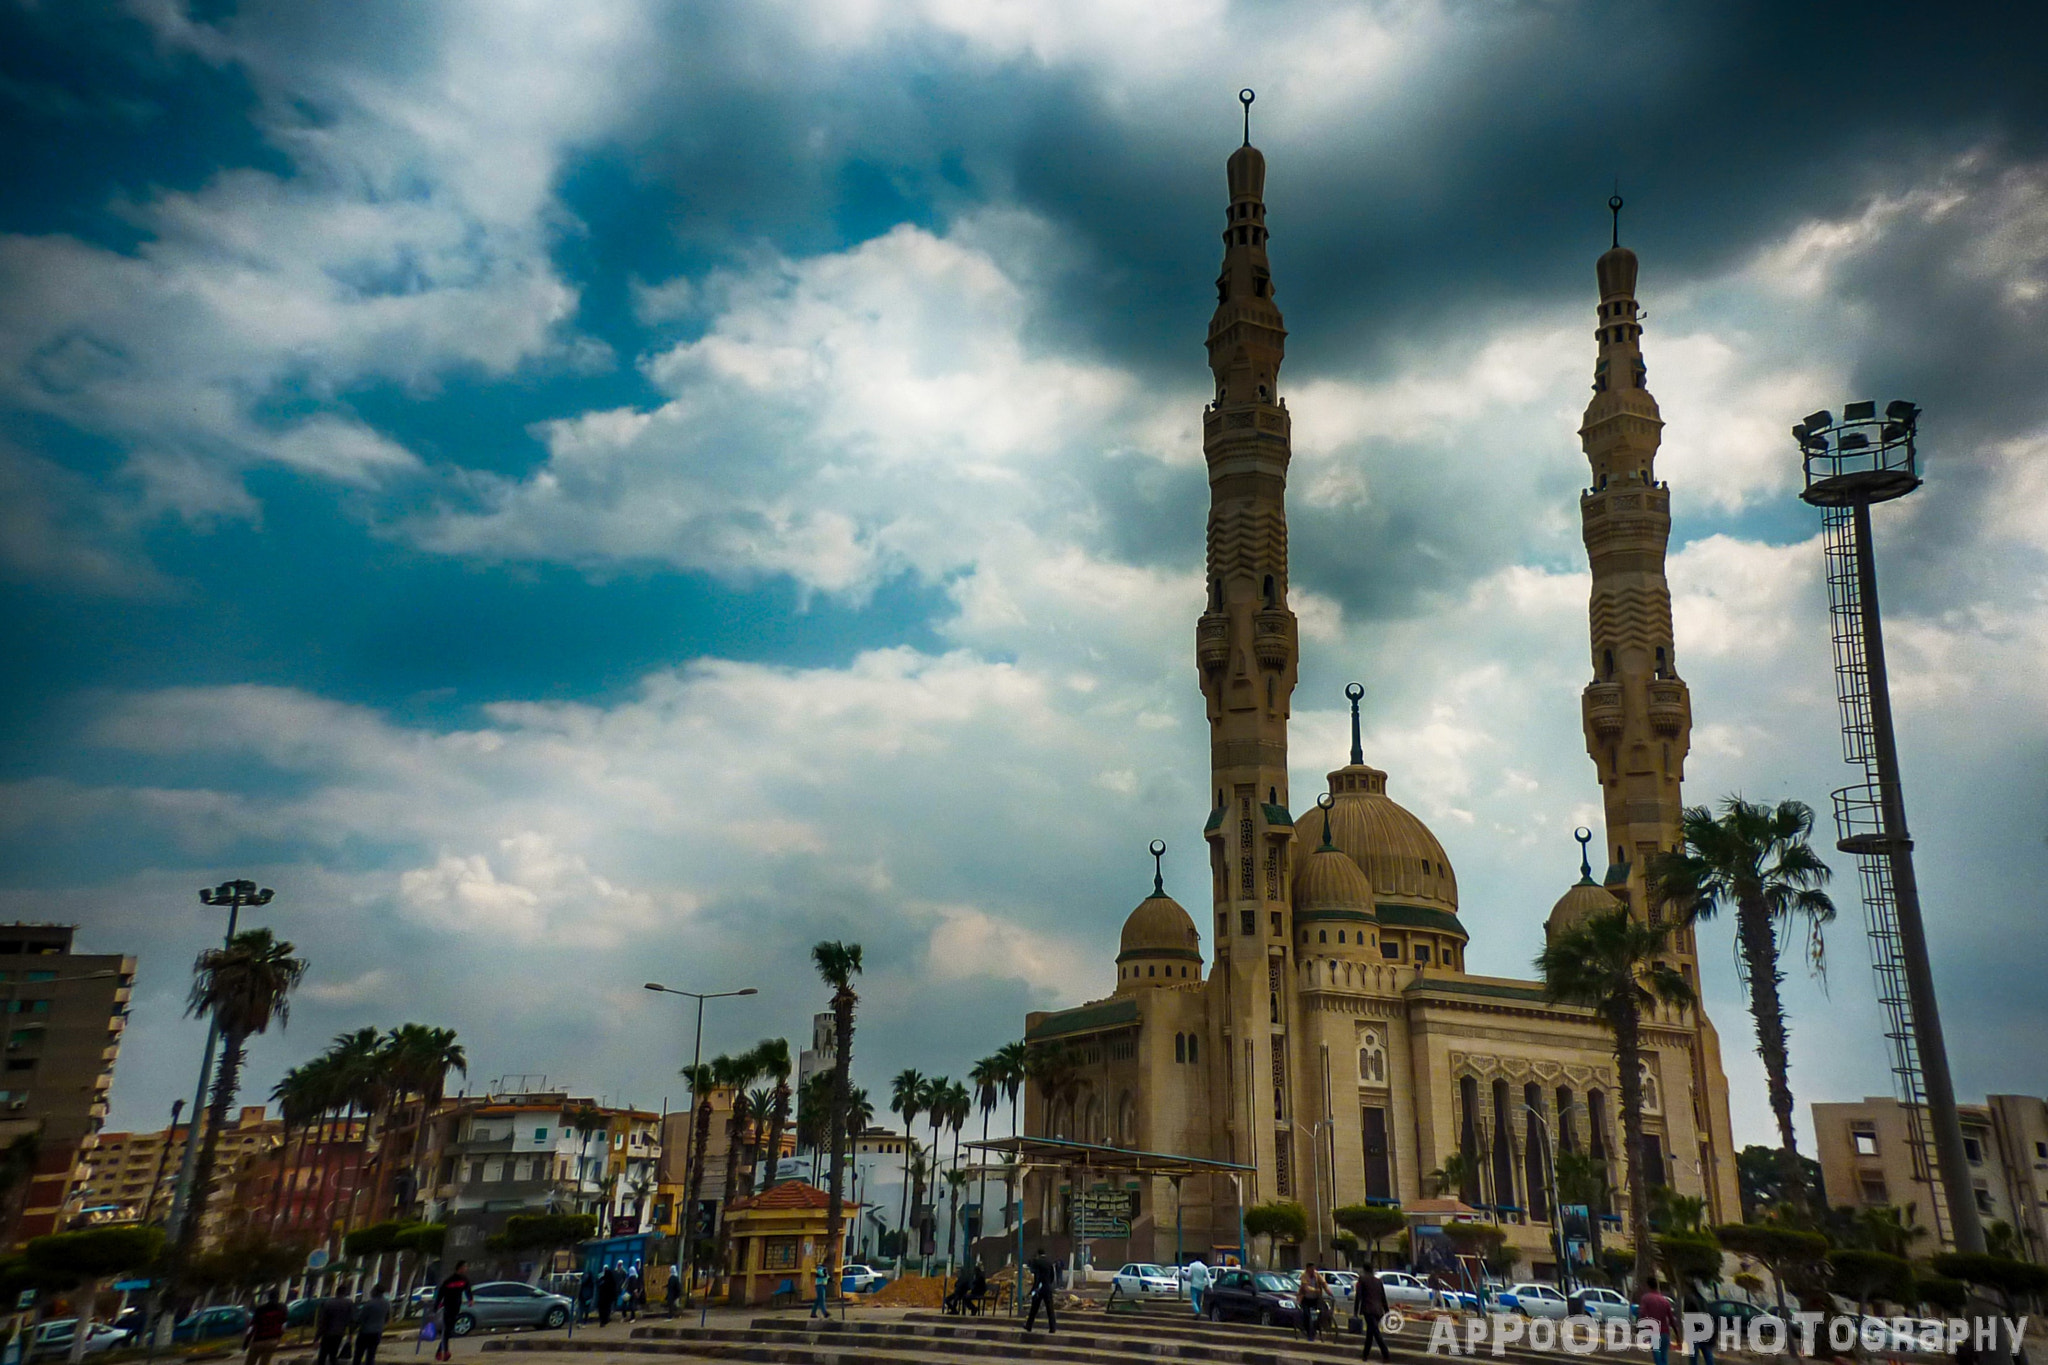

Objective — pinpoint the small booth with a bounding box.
[721,1182,857,1306]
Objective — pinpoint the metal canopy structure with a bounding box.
[967,1135,1252,1179]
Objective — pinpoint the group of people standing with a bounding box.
[240,1283,395,1365]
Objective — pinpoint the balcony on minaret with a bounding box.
[1252,610,1294,671]
[1583,682,1624,738]
[1197,615,1229,672]
[1648,679,1690,735]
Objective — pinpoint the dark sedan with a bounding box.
[1201,1268,1302,1328]
[172,1306,250,1343]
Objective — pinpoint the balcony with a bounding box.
[1583,683,1624,738]
[1647,680,1688,735]
[1196,616,1228,672]
[1252,611,1293,671]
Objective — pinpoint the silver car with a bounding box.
[450,1281,574,1336]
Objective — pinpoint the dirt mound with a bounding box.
[871,1275,947,1308]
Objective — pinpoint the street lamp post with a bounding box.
[165,881,273,1253]
[1521,1104,1571,1298]
[643,981,756,1324]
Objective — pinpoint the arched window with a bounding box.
[1175,1033,1186,1064]
[1188,1035,1198,1064]
[1336,930,1345,944]
[1210,578,1223,610]
[1654,646,1668,679]
[1357,1028,1386,1084]
[1262,574,1276,606]
[1602,648,1614,679]
[1556,1085,1577,1153]
[1318,930,1327,944]
[1639,1058,1662,1114]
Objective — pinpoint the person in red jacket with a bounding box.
[433,1263,473,1363]
[243,1297,288,1365]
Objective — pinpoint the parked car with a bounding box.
[1568,1287,1634,1321]
[840,1264,890,1294]
[1375,1271,1438,1309]
[449,1282,573,1336]
[173,1306,251,1343]
[1499,1283,1569,1319]
[1111,1263,1180,1297]
[285,1298,324,1329]
[28,1321,128,1359]
[1321,1270,1359,1308]
[1201,1268,1301,1328]
[1435,1279,1508,1312]
[1704,1299,1790,1337]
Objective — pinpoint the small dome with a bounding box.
[1300,764,1459,913]
[1293,841,1375,913]
[1118,892,1201,963]
[1546,876,1622,941]
[1596,245,1638,300]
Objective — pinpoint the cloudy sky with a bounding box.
[3,2,2044,1158]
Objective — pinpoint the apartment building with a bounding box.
[1813,1093,2048,1257]
[0,925,135,1243]
[76,1105,283,1238]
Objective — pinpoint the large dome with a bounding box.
[1299,763,1459,913]
[1292,834,1376,913]
[1118,892,1201,963]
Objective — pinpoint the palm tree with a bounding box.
[754,1038,794,1191]
[679,1062,718,1281]
[943,1167,971,1266]
[843,1086,874,1135]
[567,1104,608,1215]
[1535,905,1693,1287]
[795,1072,832,1172]
[326,1026,391,1233]
[267,1062,324,1232]
[994,1042,1028,1136]
[969,1055,1003,1254]
[918,1077,950,1269]
[176,927,308,1260]
[380,1024,466,1218]
[942,1080,970,1253]
[889,1069,926,1267]
[745,1085,778,1190]
[811,940,863,1290]
[1428,1150,1472,1200]
[1648,797,1836,1214]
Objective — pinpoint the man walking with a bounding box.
[1186,1259,1210,1317]
[1023,1249,1058,1335]
[1637,1276,1676,1365]
[352,1284,390,1365]
[243,1296,288,1365]
[314,1287,353,1365]
[433,1262,472,1364]
[664,1267,682,1319]
[1299,1262,1327,1342]
[809,1260,832,1319]
[1358,1268,1392,1363]
[595,1266,619,1329]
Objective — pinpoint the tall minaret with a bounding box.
[1197,92,1299,1203]
[1577,197,1691,960]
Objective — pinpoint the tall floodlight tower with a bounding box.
[1795,400,1984,1254]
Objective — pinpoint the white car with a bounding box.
[1112,1262,1181,1296]
[1321,1270,1359,1307]
[1376,1270,1438,1309]
[1569,1287,1633,1321]
[1501,1282,1570,1319]
[29,1322,128,1360]
[840,1264,890,1294]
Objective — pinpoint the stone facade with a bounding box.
[1814,1094,2048,1258]
[1020,133,1741,1276]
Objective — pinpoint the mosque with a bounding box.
[1017,109,1743,1276]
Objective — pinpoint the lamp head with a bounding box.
[736,988,759,996]
[644,982,665,992]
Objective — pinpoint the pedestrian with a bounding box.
[1637,1275,1677,1365]
[577,1274,595,1324]
[1300,1262,1327,1341]
[809,1260,831,1319]
[945,1261,973,1315]
[622,1270,640,1323]
[243,1296,288,1365]
[664,1267,681,1319]
[968,1262,987,1316]
[314,1287,354,1365]
[1023,1248,1058,1335]
[433,1262,473,1364]
[1186,1259,1210,1317]
[1359,1269,1392,1364]
[1684,1289,1714,1365]
[596,1266,619,1329]
[353,1284,391,1365]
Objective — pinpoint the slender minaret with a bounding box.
[1197,91,1298,1203]
[1577,197,1692,958]
[1578,199,1743,1224]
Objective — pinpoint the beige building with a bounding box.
[77,1105,281,1241]
[1019,128,1741,1275]
[1814,1095,2048,1258]
[0,925,135,1245]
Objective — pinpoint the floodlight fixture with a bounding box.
[1804,409,1834,431]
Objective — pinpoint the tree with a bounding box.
[941,1079,970,1255]
[1332,1205,1406,1267]
[1649,798,1836,1214]
[1929,1252,2048,1320]
[1827,1248,1914,1323]
[1715,1223,1829,1320]
[812,940,863,1293]
[677,1063,717,1291]
[969,1054,1003,1251]
[1428,1151,1471,1200]
[709,1050,764,1279]
[177,928,308,1261]
[182,1226,311,1296]
[1243,1200,1309,1268]
[1853,1203,1926,1258]
[1651,1187,1708,1234]
[1657,1231,1724,1301]
[566,1105,608,1217]
[1912,1274,1968,1315]
[889,1068,926,1265]
[1735,1145,1825,1221]
[1536,906,1693,1287]
[753,1038,793,1191]
[499,1213,597,1282]
[378,1024,467,1220]
[0,1133,41,1246]
[994,1041,1028,1142]
[1555,1150,1612,1271]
